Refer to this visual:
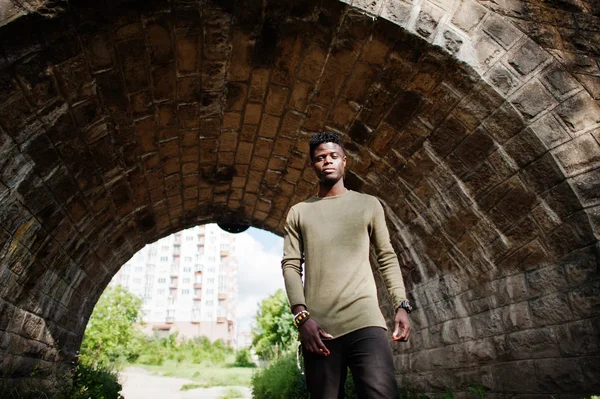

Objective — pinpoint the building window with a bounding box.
[182,289,190,295]
[208,267,216,273]
[207,289,214,295]
[162,245,169,251]
[183,266,191,272]
[183,278,190,284]
[174,245,180,254]
[134,278,142,284]
[218,276,225,292]
[158,278,166,284]
[206,300,214,306]
[207,278,214,284]
[186,236,194,241]
[157,289,165,296]
[184,256,192,263]
[135,266,143,273]
[160,256,168,262]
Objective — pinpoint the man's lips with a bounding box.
[323,168,336,173]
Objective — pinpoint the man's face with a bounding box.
[311,142,346,184]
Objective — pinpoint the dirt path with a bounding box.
[119,367,252,399]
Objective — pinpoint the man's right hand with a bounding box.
[299,318,333,356]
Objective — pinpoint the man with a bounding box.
[281,132,412,399]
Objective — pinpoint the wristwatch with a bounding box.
[399,299,413,314]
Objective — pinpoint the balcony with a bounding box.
[218,292,227,300]
[194,283,202,289]
[217,316,227,324]
[166,316,175,324]
[220,250,229,257]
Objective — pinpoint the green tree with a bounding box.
[79,285,143,368]
[251,289,297,361]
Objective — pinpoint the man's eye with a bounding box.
[332,154,339,159]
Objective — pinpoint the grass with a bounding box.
[221,387,244,399]
[180,383,204,391]
[131,359,253,387]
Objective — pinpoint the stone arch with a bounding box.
[0,0,598,394]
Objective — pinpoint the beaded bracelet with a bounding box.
[293,310,310,328]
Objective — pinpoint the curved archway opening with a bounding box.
[0,0,599,395]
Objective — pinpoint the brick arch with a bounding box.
[0,0,599,395]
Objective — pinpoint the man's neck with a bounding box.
[317,180,347,198]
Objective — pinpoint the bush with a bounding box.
[71,362,124,399]
[251,352,308,399]
[0,361,123,399]
[250,351,361,399]
[233,348,256,368]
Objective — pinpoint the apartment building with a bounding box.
[111,224,238,346]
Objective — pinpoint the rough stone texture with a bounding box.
[0,0,600,396]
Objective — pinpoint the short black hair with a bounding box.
[309,132,345,160]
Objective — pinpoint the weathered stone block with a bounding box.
[265,85,288,116]
[508,39,550,76]
[451,0,487,33]
[415,2,444,39]
[481,360,539,393]
[542,65,581,100]
[471,34,505,72]
[381,0,412,27]
[553,133,600,177]
[575,73,600,100]
[177,76,202,102]
[485,63,521,95]
[482,14,521,49]
[555,91,600,134]
[442,29,463,54]
[557,318,600,356]
[520,152,565,194]
[175,34,199,74]
[535,358,584,392]
[243,103,262,125]
[225,82,247,112]
[510,80,557,120]
[530,292,573,326]
[483,102,526,144]
[568,279,600,319]
[146,20,173,65]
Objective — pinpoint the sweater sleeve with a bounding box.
[370,198,407,310]
[281,207,306,309]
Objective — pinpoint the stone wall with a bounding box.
[0,0,598,395]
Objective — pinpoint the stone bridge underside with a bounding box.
[0,0,599,395]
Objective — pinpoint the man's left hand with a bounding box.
[392,308,411,342]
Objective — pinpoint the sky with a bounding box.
[234,227,285,333]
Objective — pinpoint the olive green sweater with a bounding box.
[281,190,407,338]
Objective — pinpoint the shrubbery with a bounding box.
[0,360,123,399]
[134,333,233,366]
[233,348,256,368]
[250,352,358,399]
[71,361,124,399]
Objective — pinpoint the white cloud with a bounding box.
[234,232,285,333]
